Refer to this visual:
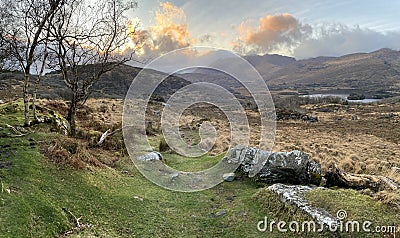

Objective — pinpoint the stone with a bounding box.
[133,196,143,201]
[0,100,4,104]
[268,183,338,228]
[227,146,322,185]
[215,210,226,217]
[222,173,235,182]
[137,152,162,161]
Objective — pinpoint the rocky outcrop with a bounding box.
[49,111,70,135]
[226,146,322,185]
[268,184,339,228]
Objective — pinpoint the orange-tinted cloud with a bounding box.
[235,13,311,54]
[142,2,196,56]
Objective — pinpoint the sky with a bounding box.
[128,0,400,59]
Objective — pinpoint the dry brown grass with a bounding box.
[40,137,104,169]
[39,98,400,180]
[274,103,400,178]
[36,98,400,209]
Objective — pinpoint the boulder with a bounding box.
[227,146,322,185]
[137,152,163,162]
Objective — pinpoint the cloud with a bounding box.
[140,2,196,57]
[235,13,312,54]
[234,13,400,58]
[293,24,400,58]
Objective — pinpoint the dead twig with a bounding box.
[62,207,82,228]
[61,207,93,237]
[97,127,123,145]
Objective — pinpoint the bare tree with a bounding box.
[32,32,50,121]
[0,0,63,125]
[48,0,141,136]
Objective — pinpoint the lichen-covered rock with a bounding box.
[48,111,70,135]
[227,146,322,185]
[137,152,162,161]
[268,183,338,228]
[225,145,271,177]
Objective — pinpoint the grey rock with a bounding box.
[137,152,162,161]
[268,183,339,228]
[225,145,272,177]
[215,210,226,217]
[0,100,4,104]
[228,146,322,185]
[222,173,235,182]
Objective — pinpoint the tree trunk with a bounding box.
[23,73,30,126]
[67,96,77,137]
[32,78,40,121]
[32,45,48,121]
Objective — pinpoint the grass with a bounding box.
[306,188,400,237]
[0,137,268,237]
[163,153,223,172]
[1,100,399,237]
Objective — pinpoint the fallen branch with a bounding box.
[97,127,123,145]
[325,164,399,192]
[5,124,32,137]
[6,124,22,135]
[9,132,33,137]
[62,207,82,228]
[97,129,111,145]
[61,207,93,237]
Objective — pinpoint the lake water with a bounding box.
[301,94,382,103]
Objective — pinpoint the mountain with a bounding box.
[264,48,400,97]
[2,48,400,102]
[179,48,400,99]
[0,64,191,101]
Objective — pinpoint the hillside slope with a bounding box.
[179,49,400,99]
[0,65,191,102]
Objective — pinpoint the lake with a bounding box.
[301,94,382,103]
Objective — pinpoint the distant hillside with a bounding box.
[179,48,400,99]
[0,64,191,101]
[265,48,400,98]
[2,48,400,102]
